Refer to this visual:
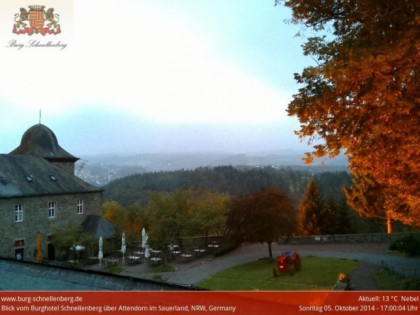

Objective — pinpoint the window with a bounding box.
[48,202,56,218]
[15,205,23,222]
[77,199,84,214]
[14,239,24,247]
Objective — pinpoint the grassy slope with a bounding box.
[198,257,359,291]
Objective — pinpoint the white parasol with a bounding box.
[141,228,148,248]
[121,232,126,263]
[98,236,103,267]
[144,245,150,260]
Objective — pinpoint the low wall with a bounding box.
[278,232,420,244]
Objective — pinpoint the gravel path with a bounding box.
[349,261,378,290]
[119,242,420,290]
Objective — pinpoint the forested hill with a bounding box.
[103,166,352,207]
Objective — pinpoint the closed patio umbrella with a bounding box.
[141,228,148,248]
[98,236,103,267]
[121,232,126,263]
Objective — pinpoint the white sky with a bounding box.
[0,0,312,156]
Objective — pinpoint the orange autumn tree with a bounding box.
[277,0,419,226]
[103,200,145,244]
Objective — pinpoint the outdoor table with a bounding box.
[150,250,161,257]
[128,256,142,264]
[194,249,206,256]
[149,257,162,266]
[104,258,119,266]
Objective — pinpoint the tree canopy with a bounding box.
[145,188,230,254]
[103,200,144,244]
[278,0,419,224]
[227,187,296,258]
[103,166,351,208]
[298,178,323,236]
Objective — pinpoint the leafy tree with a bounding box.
[145,190,189,254]
[103,200,145,244]
[124,204,146,244]
[277,0,419,225]
[145,188,230,255]
[336,196,356,234]
[227,187,296,259]
[103,166,314,207]
[319,197,339,234]
[103,200,125,231]
[52,224,97,260]
[298,178,323,235]
[186,188,230,241]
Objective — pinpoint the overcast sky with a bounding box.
[0,0,314,157]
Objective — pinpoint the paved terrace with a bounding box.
[1,243,419,290]
[116,242,420,290]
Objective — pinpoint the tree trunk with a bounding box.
[267,242,273,259]
[387,212,393,234]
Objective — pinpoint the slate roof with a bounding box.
[10,124,78,162]
[0,154,102,198]
[0,259,193,291]
[82,215,116,239]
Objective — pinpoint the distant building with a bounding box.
[0,124,114,261]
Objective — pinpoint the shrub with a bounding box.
[402,278,420,290]
[389,234,420,256]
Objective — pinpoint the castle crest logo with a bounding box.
[13,5,61,36]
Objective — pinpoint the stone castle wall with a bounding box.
[0,192,102,261]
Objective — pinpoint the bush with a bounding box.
[374,268,420,290]
[389,234,420,256]
[402,278,420,290]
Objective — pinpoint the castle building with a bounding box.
[0,124,113,261]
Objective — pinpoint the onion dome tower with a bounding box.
[10,124,79,174]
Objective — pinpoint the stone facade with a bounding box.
[1,192,102,260]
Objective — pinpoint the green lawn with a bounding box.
[148,263,176,273]
[198,256,359,291]
[106,265,124,274]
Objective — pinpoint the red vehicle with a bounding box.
[277,251,301,275]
